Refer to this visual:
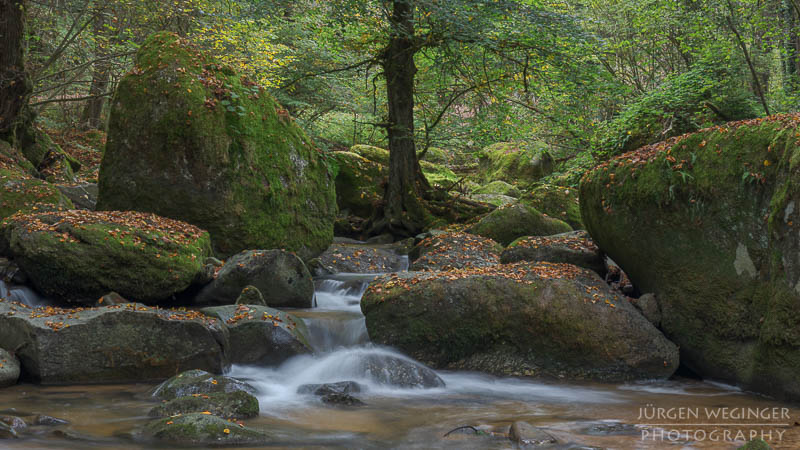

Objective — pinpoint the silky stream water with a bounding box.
[0,268,798,448]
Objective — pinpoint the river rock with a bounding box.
[149,390,259,419]
[55,183,97,211]
[97,32,335,260]
[0,301,228,384]
[580,115,800,400]
[320,392,365,407]
[0,421,17,439]
[0,210,211,304]
[500,231,606,278]
[410,232,501,271]
[235,285,266,306]
[33,415,69,426]
[141,413,269,446]
[467,203,572,246]
[297,381,362,396]
[631,293,661,327]
[310,243,408,275]
[195,250,314,308]
[508,421,557,447]
[152,369,256,401]
[0,348,20,387]
[200,305,311,366]
[362,264,678,381]
[359,352,445,388]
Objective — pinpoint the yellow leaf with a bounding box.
[223,428,231,434]
[764,160,771,166]
[201,411,212,415]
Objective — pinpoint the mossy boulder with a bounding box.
[332,151,385,218]
[0,302,228,384]
[580,114,800,401]
[419,160,459,187]
[0,168,73,220]
[467,203,572,246]
[195,249,314,308]
[97,32,335,259]
[473,180,521,198]
[477,142,554,185]
[362,263,678,381]
[350,144,389,165]
[200,305,311,366]
[501,231,606,277]
[310,242,408,275]
[141,413,269,446]
[521,184,583,229]
[411,232,501,271]
[0,210,211,303]
[148,390,259,419]
[235,285,266,306]
[418,146,450,164]
[152,369,256,401]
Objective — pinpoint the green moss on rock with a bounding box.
[0,210,211,303]
[332,151,385,218]
[97,32,335,260]
[467,203,572,246]
[142,413,269,445]
[580,114,800,401]
[473,180,521,198]
[521,184,583,229]
[477,142,554,186]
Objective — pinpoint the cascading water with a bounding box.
[0,280,50,307]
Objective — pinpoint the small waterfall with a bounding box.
[0,280,51,307]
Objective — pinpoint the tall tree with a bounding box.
[0,0,31,138]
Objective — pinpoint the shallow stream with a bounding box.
[1,273,798,449]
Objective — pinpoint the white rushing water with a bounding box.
[229,272,628,417]
[0,280,50,307]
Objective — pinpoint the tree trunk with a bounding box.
[371,0,430,237]
[0,0,31,137]
[81,11,110,129]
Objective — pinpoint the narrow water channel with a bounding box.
[0,272,798,448]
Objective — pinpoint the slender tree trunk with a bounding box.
[372,0,429,237]
[81,11,110,129]
[0,0,31,137]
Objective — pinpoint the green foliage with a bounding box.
[593,61,760,158]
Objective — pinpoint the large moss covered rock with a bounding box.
[97,32,335,259]
[0,210,211,303]
[580,114,800,401]
[0,302,228,384]
[477,142,554,186]
[467,203,572,246]
[200,304,311,366]
[521,184,583,229]
[362,263,678,381]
